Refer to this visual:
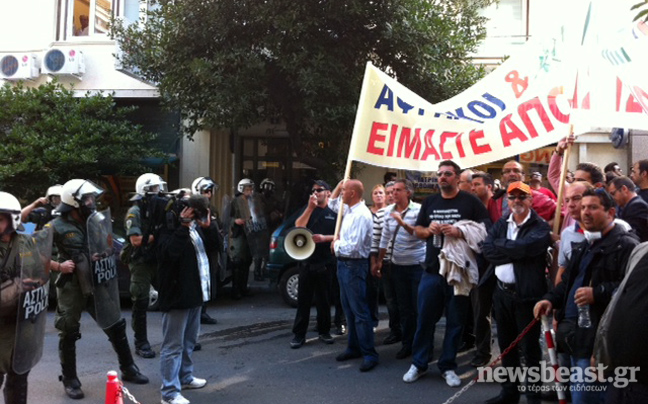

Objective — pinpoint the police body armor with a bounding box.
[220,194,233,283]
[87,209,121,329]
[12,227,53,374]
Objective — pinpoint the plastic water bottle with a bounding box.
[577,305,592,328]
[432,233,443,248]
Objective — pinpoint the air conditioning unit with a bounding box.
[0,53,40,80]
[42,48,85,77]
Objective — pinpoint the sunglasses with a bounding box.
[507,194,530,201]
[312,188,326,193]
[437,171,455,177]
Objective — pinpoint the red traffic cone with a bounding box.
[105,370,124,404]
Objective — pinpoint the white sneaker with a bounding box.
[161,394,190,404]
[181,377,207,389]
[403,364,426,383]
[442,370,461,387]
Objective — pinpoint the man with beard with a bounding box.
[403,160,489,387]
[630,159,648,203]
[535,188,638,404]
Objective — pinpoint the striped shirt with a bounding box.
[371,204,394,261]
[380,201,426,266]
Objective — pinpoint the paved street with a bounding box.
[27,279,512,404]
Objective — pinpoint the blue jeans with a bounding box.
[570,357,606,404]
[391,264,423,351]
[411,272,469,372]
[337,259,378,363]
[160,306,201,401]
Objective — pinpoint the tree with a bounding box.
[0,81,162,200]
[632,1,648,22]
[113,0,493,178]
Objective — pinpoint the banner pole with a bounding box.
[552,125,573,235]
[333,159,353,241]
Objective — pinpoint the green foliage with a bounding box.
[112,0,493,177]
[632,1,648,21]
[0,81,162,200]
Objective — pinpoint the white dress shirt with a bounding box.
[495,211,531,284]
[334,201,373,259]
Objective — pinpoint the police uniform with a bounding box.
[125,204,157,357]
[0,234,36,404]
[49,213,147,399]
[229,195,252,299]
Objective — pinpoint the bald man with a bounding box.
[333,179,378,372]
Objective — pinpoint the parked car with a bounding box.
[266,210,301,307]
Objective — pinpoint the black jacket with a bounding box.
[481,209,552,302]
[544,224,638,357]
[157,223,220,312]
[619,195,648,242]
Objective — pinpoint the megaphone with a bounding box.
[284,227,316,261]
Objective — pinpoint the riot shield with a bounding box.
[87,209,121,329]
[13,227,52,374]
[247,194,270,259]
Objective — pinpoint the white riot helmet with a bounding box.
[0,191,23,234]
[46,184,63,198]
[237,178,254,193]
[260,178,275,192]
[57,179,104,216]
[191,177,218,195]
[135,173,167,196]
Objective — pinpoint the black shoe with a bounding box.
[333,325,346,336]
[61,377,84,400]
[395,347,412,359]
[484,392,520,404]
[359,360,378,372]
[470,355,491,367]
[200,312,218,325]
[336,351,362,362]
[382,333,402,345]
[290,336,305,349]
[135,343,156,359]
[318,333,335,344]
[194,342,202,351]
[121,364,149,384]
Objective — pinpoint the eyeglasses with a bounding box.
[312,188,326,193]
[507,194,530,201]
[502,168,523,174]
[608,188,619,196]
[437,171,454,177]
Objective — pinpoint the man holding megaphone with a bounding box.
[289,180,338,349]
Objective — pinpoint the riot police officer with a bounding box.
[48,179,148,400]
[0,192,50,404]
[20,184,63,230]
[229,179,255,299]
[191,177,221,325]
[125,173,166,358]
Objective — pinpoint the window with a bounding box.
[67,0,112,38]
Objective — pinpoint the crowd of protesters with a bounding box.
[284,144,648,404]
[3,142,648,404]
